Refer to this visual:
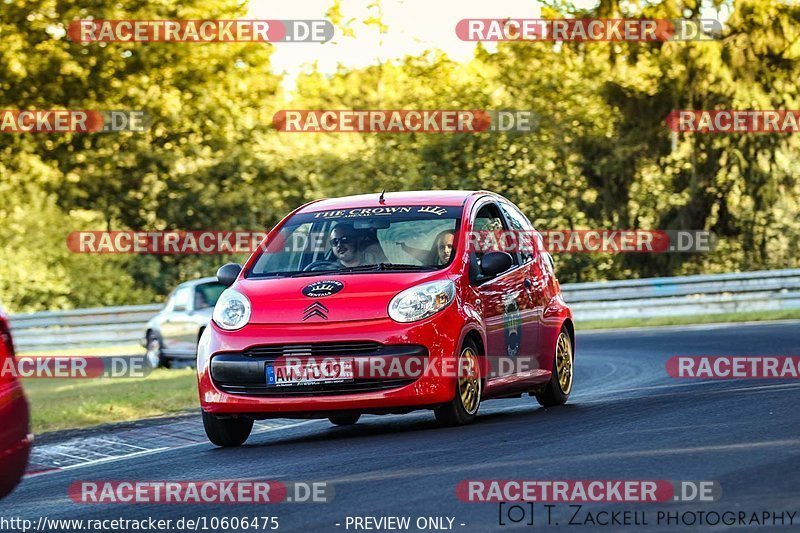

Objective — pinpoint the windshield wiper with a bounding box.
[289,269,341,277]
[290,263,438,277]
[369,263,439,271]
[250,271,302,278]
[333,263,439,273]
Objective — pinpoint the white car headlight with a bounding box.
[212,288,251,330]
[388,280,455,323]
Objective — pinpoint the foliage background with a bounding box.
[1,0,798,312]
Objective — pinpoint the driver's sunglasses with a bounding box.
[330,236,353,247]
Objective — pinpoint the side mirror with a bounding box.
[481,252,513,277]
[217,263,242,287]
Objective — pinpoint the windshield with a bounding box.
[194,282,226,309]
[248,205,462,278]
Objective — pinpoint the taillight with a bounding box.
[0,318,14,358]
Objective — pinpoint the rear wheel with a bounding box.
[536,327,573,407]
[434,339,482,426]
[328,414,360,426]
[202,411,253,447]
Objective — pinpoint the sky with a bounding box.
[248,0,732,94]
[249,0,545,93]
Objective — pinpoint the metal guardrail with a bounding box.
[561,268,800,321]
[9,304,162,351]
[8,269,800,352]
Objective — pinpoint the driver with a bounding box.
[330,223,364,268]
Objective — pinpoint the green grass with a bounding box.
[22,368,198,434]
[19,343,144,357]
[580,308,800,331]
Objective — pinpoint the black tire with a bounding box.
[328,414,361,426]
[202,411,254,447]
[145,333,170,369]
[434,338,483,427]
[536,327,574,407]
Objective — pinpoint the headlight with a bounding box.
[212,288,251,330]
[388,280,455,323]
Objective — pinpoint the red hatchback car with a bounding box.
[198,191,574,446]
[0,308,32,498]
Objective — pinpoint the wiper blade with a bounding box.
[371,263,439,271]
[289,269,342,277]
[290,263,439,277]
[339,263,438,272]
[250,271,302,278]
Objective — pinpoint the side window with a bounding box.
[473,203,518,266]
[172,287,192,312]
[499,203,535,263]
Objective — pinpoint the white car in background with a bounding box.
[142,277,225,368]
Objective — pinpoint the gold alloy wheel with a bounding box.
[555,331,573,394]
[458,347,481,415]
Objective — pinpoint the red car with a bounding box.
[198,191,574,446]
[0,308,32,498]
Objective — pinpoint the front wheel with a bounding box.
[536,327,573,407]
[434,339,482,426]
[202,411,253,447]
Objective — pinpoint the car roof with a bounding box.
[175,276,219,289]
[297,190,486,213]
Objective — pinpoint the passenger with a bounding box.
[398,230,455,265]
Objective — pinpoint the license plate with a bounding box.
[266,358,354,387]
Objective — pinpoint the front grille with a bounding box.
[243,342,383,358]
[210,342,426,397]
[215,379,415,397]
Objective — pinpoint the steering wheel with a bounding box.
[303,260,341,272]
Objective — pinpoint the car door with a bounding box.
[498,202,549,383]
[470,202,533,396]
[160,285,194,353]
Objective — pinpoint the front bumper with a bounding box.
[197,308,464,416]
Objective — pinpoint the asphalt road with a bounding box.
[3,321,800,532]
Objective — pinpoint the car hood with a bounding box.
[236,272,447,324]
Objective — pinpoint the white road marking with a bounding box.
[94,438,150,451]
[25,420,321,478]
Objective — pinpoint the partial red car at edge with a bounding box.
[198,190,574,446]
[0,308,32,498]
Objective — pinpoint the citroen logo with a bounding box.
[302,301,329,321]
